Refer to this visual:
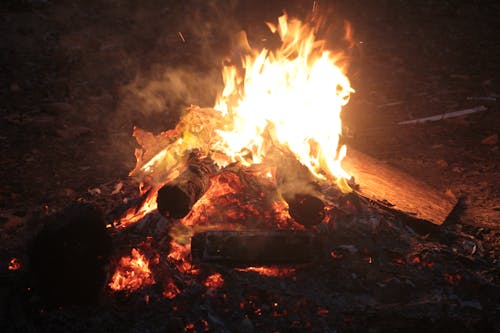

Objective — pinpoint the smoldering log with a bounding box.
[29,203,112,306]
[157,152,215,219]
[285,193,325,226]
[273,152,325,226]
[342,148,458,225]
[191,230,322,265]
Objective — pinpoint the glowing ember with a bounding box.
[109,248,155,291]
[181,170,287,228]
[445,272,462,285]
[236,266,296,277]
[204,273,224,290]
[8,258,21,271]
[162,279,180,299]
[317,307,329,316]
[167,241,199,274]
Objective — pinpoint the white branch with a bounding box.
[398,106,488,125]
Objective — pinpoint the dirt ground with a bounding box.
[0,0,499,332]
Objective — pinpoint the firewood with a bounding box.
[284,193,325,227]
[157,151,216,219]
[342,148,458,225]
[273,151,325,226]
[29,203,112,306]
[191,230,322,265]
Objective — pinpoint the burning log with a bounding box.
[342,148,458,225]
[273,152,325,226]
[285,193,325,227]
[29,203,112,306]
[157,151,216,219]
[191,230,321,265]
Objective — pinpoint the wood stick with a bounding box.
[342,149,457,225]
[191,230,322,265]
[398,106,487,125]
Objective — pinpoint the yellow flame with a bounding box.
[109,248,155,291]
[214,14,353,186]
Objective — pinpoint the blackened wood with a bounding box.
[29,203,112,306]
[342,149,457,225]
[191,230,321,265]
[157,151,215,219]
[284,193,325,227]
[274,152,325,226]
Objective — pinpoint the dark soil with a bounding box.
[1,1,498,332]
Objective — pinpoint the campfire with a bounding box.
[1,0,498,329]
[108,13,354,289]
[17,8,497,332]
[105,13,456,294]
[119,13,353,227]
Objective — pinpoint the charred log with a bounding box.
[29,203,112,306]
[191,230,321,265]
[157,152,215,219]
[273,152,325,226]
[285,193,325,227]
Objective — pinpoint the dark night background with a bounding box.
[0,0,499,332]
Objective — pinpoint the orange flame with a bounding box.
[115,192,158,229]
[109,248,155,291]
[214,14,353,189]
